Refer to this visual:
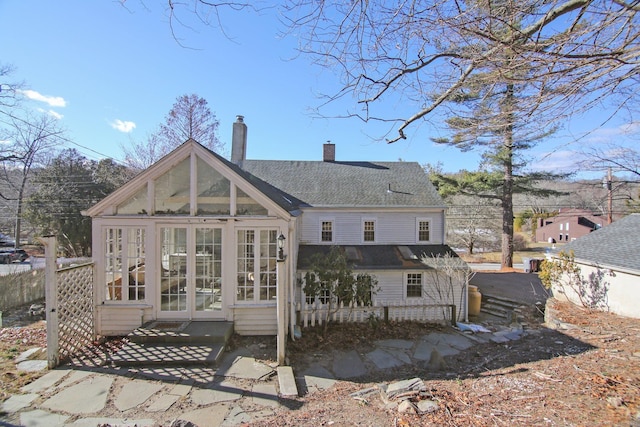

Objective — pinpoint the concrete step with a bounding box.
[481,294,526,320]
[110,341,226,367]
[129,321,234,345]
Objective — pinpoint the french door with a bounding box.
[159,226,224,319]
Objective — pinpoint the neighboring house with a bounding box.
[548,213,640,319]
[535,208,603,243]
[85,116,467,352]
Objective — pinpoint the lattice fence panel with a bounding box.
[56,263,95,362]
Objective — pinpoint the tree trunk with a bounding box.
[501,83,515,269]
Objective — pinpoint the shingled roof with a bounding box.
[242,160,444,208]
[561,213,640,272]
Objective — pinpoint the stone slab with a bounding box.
[277,366,298,397]
[15,347,44,363]
[332,350,367,379]
[302,365,336,392]
[1,393,38,413]
[180,404,230,427]
[375,339,414,350]
[251,383,279,408]
[68,417,156,427]
[114,379,164,411]
[41,375,113,414]
[366,348,405,370]
[21,369,70,393]
[17,359,48,372]
[169,382,193,396]
[146,394,181,412]
[190,381,243,405]
[19,409,70,427]
[54,370,92,390]
[223,356,274,380]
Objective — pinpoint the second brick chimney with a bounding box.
[323,142,335,162]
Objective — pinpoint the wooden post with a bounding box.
[276,257,286,365]
[43,236,59,369]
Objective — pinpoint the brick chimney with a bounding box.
[231,115,247,166]
[323,142,335,162]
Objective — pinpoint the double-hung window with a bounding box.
[320,220,334,243]
[406,273,423,298]
[417,219,431,242]
[363,219,376,242]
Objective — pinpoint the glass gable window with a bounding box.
[105,227,146,302]
[236,187,268,216]
[117,184,148,215]
[154,157,190,215]
[197,157,230,215]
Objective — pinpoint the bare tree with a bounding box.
[121,94,224,170]
[1,113,65,246]
[0,62,25,163]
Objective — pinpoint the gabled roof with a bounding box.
[242,160,444,208]
[297,244,462,270]
[85,140,303,217]
[561,213,640,272]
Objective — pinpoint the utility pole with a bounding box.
[604,167,613,224]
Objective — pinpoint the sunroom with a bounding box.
[84,139,297,338]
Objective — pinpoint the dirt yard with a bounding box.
[1,299,639,426]
[257,299,640,426]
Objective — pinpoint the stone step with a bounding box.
[128,321,234,345]
[110,341,226,367]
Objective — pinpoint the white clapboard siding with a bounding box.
[232,305,277,335]
[98,305,153,336]
[299,211,444,245]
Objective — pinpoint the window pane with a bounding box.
[197,157,230,215]
[236,230,255,301]
[105,228,123,301]
[155,157,190,215]
[236,187,268,216]
[364,221,375,242]
[321,221,333,242]
[259,230,277,301]
[127,228,146,301]
[195,228,223,311]
[117,185,148,215]
[418,221,430,241]
[160,227,187,311]
[406,273,422,298]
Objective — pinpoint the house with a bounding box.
[547,213,640,319]
[535,208,603,243]
[85,116,467,360]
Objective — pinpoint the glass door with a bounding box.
[193,227,223,318]
[160,227,188,315]
[159,226,224,319]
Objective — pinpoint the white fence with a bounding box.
[296,299,457,328]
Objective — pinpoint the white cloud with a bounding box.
[19,89,66,107]
[36,108,64,120]
[530,150,583,174]
[111,119,136,133]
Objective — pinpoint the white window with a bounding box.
[560,223,563,231]
[416,219,431,242]
[237,229,278,303]
[363,219,376,242]
[320,220,334,243]
[105,227,146,302]
[566,222,569,231]
[406,273,423,298]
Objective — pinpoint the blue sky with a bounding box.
[1,1,636,177]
